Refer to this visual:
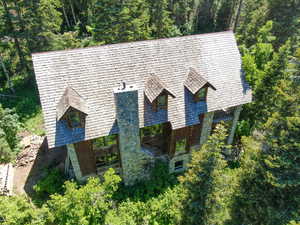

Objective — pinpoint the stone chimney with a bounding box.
[114,83,146,185]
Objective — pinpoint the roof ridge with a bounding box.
[32,30,234,56]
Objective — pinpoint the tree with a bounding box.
[46,168,121,225]
[115,0,151,42]
[88,0,121,44]
[148,0,178,38]
[179,123,236,225]
[215,0,238,31]
[0,104,20,163]
[231,60,300,224]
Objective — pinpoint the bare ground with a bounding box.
[13,137,66,196]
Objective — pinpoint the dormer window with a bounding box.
[66,109,85,128]
[156,93,168,110]
[184,67,216,103]
[194,87,207,102]
[144,74,175,112]
[56,86,88,129]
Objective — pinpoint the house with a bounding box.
[32,31,252,185]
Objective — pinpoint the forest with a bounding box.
[0,0,299,224]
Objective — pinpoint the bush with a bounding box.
[33,168,65,202]
[0,104,21,163]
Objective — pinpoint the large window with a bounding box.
[93,134,119,167]
[194,88,207,102]
[140,123,171,154]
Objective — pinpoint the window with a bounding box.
[175,139,187,153]
[140,124,164,150]
[152,94,168,111]
[174,160,183,170]
[194,88,207,102]
[93,134,119,167]
[157,94,167,109]
[66,109,85,128]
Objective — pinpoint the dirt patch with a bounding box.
[13,136,66,196]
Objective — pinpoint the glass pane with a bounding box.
[141,124,162,138]
[157,95,167,108]
[68,111,81,127]
[176,139,186,152]
[93,134,117,149]
[197,88,206,101]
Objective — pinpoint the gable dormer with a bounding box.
[56,87,88,129]
[184,67,216,102]
[144,74,176,111]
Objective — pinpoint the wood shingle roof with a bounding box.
[32,31,252,148]
[144,74,175,103]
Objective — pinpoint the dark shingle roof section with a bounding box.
[32,31,252,148]
[144,74,176,102]
[184,67,216,94]
[56,87,88,120]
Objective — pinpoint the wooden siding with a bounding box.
[74,140,96,176]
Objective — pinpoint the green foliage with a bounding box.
[0,195,51,225]
[0,104,20,163]
[179,123,237,225]
[115,160,177,202]
[46,168,121,225]
[33,168,65,202]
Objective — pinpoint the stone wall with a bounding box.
[199,111,214,146]
[114,84,154,185]
[227,105,242,144]
[169,153,191,173]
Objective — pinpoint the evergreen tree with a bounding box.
[179,123,236,225]
[215,0,238,31]
[115,0,151,42]
[148,0,178,38]
[88,0,121,44]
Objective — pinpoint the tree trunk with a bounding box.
[0,54,14,93]
[233,0,243,32]
[68,0,77,25]
[62,0,71,28]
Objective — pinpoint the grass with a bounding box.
[1,76,45,136]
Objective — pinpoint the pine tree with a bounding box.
[115,0,151,42]
[88,0,121,44]
[179,123,236,225]
[148,0,177,38]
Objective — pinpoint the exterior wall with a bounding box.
[199,111,215,146]
[65,143,95,182]
[227,105,242,144]
[114,84,154,185]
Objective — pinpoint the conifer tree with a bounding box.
[88,0,121,44]
[148,0,177,38]
[179,123,236,225]
[115,0,151,42]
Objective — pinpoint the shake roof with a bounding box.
[32,31,252,148]
[184,67,216,94]
[144,74,176,103]
[56,86,88,120]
